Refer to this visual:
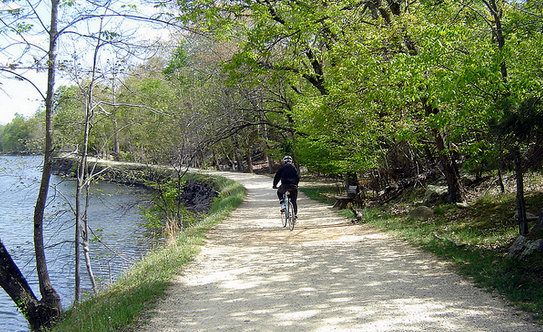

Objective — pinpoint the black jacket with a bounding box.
[273,163,300,187]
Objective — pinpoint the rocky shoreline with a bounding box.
[52,155,218,212]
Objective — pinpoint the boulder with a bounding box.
[423,185,449,205]
[182,180,219,212]
[513,211,539,222]
[508,235,543,260]
[409,206,434,220]
[530,209,543,233]
[532,224,543,234]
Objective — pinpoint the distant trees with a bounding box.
[0,113,44,154]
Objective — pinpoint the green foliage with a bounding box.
[142,176,197,233]
[60,0,76,7]
[0,113,44,154]
[10,0,543,198]
[163,45,190,76]
[14,22,32,33]
[490,97,543,143]
[53,85,84,151]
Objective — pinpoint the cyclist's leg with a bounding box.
[277,185,287,211]
[289,187,298,216]
[277,185,286,202]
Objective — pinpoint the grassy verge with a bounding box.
[50,175,246,332]
[301,185,543,322]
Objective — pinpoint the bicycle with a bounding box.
[281,192,296,231]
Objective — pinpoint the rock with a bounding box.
[423,185,449,205]
[532,224,543,233]
[508,235,543,260]
[513,211,539,222]
[182,180,219,212]
[530,209,543,233]
[456,201,470,208]
[409,206,434,220]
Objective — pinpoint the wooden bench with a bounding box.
[333,185,358,210]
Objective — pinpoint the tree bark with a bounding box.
[497,169,505,193]
[112,117,120,160]
[424,103,465,203]
[434,130,465,203]
[246,152,254,173]
[32,0,62,320]
[514,147,529,235]
[82,185,97,294]
[0,239,59,331]
[0,1,62,330]
[484,0,508,81]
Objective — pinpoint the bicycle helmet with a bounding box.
[282,155,293,164]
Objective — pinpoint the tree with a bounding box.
[1,114,32,153]
[480,0,543,234]
[0,0,185,328]
[0,1,63,329]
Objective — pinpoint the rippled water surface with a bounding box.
[0,156,155,331]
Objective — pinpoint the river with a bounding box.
[0,155,156,331]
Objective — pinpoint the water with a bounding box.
[0,155,156,331]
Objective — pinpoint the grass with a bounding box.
[300,185,543,322]
[50,175,246,332]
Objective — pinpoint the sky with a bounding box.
[0,71,46,125]
[0,1,173,125]
[0,1,44,124]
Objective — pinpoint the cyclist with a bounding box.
[272,155,300,218]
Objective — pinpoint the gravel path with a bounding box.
[137,171,540,331]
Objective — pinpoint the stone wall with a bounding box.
[52,156,218,212]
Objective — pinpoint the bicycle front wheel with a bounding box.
[287,201,295,231]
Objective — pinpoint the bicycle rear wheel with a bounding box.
[281,209,287,227]
[287,201,295,231]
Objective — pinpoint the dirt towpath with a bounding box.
[137,171,540,331]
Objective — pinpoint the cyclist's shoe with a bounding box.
[279,200,285,212]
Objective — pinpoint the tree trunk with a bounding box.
[75,11,110,300]
[246,152,254,173]
[31,0,62,323]
[424,102,465,203]
[75,179,81,303]
[82,186,97,293]
[112,117,120,160]
[262,123,273,173]
[0,239,59,331]
[235,151,244,172]
[111,62,120,161]
[514,147,528,235]
[497,169,505,193]
[434,130,465,203]
[484,0,508,81]
[175,168,184,230]
[0,0,62,328]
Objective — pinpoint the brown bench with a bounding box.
[333,185,358,210]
